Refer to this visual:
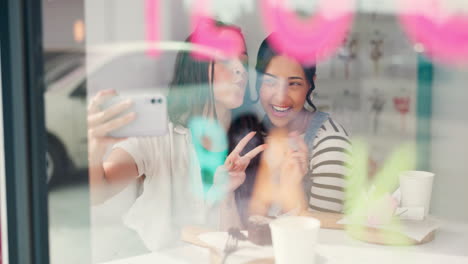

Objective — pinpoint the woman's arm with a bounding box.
[90,143,142,206]
[206,167,243,229]
[90,148,140,204]
[219,192,242,229]
[307,119,352,213]
[211,132,266,229]
[88,90,139,205]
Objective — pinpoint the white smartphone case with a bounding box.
[102,93,168,138]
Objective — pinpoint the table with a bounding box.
[100,217,468,264]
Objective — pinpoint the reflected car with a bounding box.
[44,43,187,186]
[44,50,88,186]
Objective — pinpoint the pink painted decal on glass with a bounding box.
[189,0,245,61]
[399,0,468,65]
[145,0,161,57]
[260,0,355,65]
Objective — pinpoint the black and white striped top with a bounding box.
[305,118,352,213]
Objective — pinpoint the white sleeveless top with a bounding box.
[113,123,222,251]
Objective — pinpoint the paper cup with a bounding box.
[399,171,435,216]
[269,216,321,264]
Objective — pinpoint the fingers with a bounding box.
[226,156,244,171]
[243,144,267,160]
[89,112,136,138]
[229,157,250,172]
[290,152,307,163]
[228,143,267,172]
[234,158,251,171]
[228,132,265,172]
[224,155,238,170]
[290,152,308,174]
[282,148,307,169]
[88,89,117,114]
[296,135,308,154]
[225,159,234,170]
[88,99,133,127]
[231,132,256,155]
[290,152,308,167]
[289,132,308,154]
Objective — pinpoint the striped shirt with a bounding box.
[305,118,352,213]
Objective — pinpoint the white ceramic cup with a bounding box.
[399,171,435,216]
[269,216,321,264]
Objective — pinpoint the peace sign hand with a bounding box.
[223,132,267,192]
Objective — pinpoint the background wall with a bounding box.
[43,0,84,50]
[431,66,468,221]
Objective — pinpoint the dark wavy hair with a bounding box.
[255,33,317,112]
[227,113,264,226]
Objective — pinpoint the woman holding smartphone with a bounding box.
[87,21,265,251]
[249,34,352,216]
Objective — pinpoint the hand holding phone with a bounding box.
[87,89,136,167]
[100,92,168,138]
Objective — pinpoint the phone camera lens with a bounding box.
[157,98,163,104]
[151,98,156,104]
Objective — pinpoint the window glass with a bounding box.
[41,1,468,264]
[0,47,7,264]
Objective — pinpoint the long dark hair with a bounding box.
[168,21,255,127]
[167,21,263,225]
[228,114,265,226]
[255,33,317,112]
[167,36,213,126]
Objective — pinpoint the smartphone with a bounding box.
[101,93,168,138]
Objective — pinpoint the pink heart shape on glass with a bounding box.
[190,16,245,61]
[399,0,468,65]
[260,0,355,65]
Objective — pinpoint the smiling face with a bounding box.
[259,55,311,128]
[211,52,248,110]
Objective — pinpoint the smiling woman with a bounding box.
[250,34,352,215]
[259,55,315,128]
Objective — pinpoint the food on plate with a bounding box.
[247,215,275,245]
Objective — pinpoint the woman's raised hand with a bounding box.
[223,132,267,192]
[87,90,136,165]
[280,132,309,187]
